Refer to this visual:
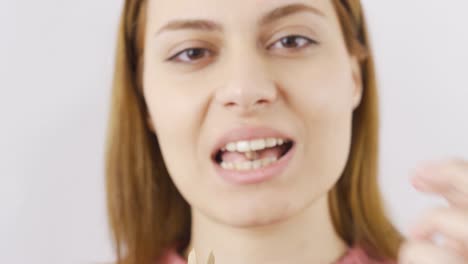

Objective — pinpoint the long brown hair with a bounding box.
[105,1,403,263]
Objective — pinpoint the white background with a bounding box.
[1,1,467,263]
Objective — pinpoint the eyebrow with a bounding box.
[154,3,325,37]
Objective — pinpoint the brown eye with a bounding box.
[268,35,317,50]
[168,48,212,63]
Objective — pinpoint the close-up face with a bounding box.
[143,0,362,227]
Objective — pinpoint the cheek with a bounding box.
[274,55,355,183]
[272,49,355,117]
[143,76,207,189]
[143,61,209,137]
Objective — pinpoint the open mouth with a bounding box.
[212,138,295,171]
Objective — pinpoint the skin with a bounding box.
[141,0,468,263]
[399,159,468,263]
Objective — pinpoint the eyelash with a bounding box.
[166,35,318,64]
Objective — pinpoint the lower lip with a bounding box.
[212,144,296,185]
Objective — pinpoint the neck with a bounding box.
[183,195,348,264]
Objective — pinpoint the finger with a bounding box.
[399,240,466,264]
[411,158,468,208]
[409,207,468,256]
[188,248,198,264]
[445,239,468,259]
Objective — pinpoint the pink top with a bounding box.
[157,246,396,264]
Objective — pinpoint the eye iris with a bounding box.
[187,48,205,60]
[281,36,300,48]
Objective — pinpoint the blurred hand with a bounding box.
[399,158,468,263]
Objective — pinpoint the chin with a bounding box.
[211,197,302,228]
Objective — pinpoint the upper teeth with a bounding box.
[222,138,286,153]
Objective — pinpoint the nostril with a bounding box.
[256,99,270,105]
[225,102,236,108]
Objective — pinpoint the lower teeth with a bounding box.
[220,156,278,171]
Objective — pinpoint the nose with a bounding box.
[214,53,278,116]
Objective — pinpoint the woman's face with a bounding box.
[143,0,362,227]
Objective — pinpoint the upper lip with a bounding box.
[210,126,295,159]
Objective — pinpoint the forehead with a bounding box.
[147,0,337,33]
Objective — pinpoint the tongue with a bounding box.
[221,146,284,163]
